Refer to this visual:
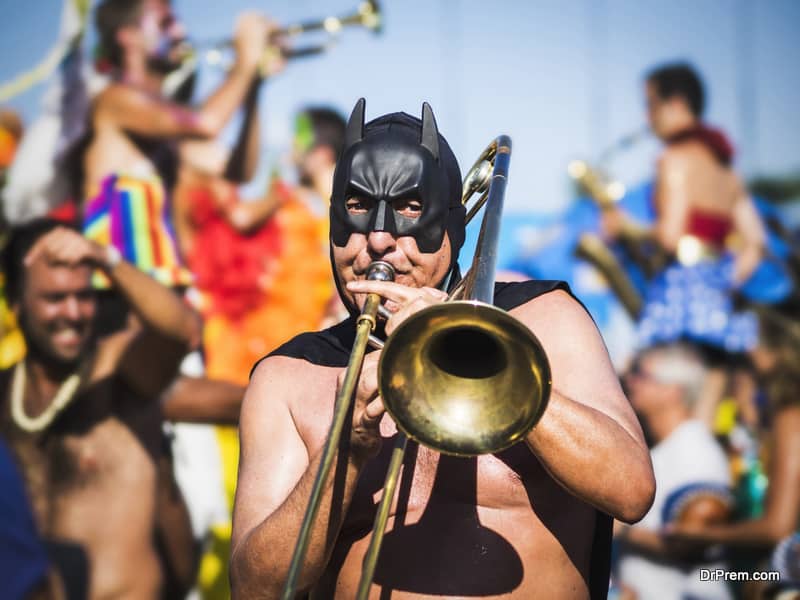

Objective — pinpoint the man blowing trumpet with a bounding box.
[230,99,656,599]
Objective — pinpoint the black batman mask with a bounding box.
[330,99,465,258]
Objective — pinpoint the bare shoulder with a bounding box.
[658,145,696,175]
[509,289,611,380]
[510,289,642,432]
[233,355,339,548]
[90,326,140,382]
[93,83,135,118]
[245,355,339,446]
[509,289,600,352]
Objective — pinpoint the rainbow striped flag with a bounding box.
[83,173,193,288]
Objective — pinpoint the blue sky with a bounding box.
[1,0,798,214]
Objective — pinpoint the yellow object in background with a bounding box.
[713,397,738,436]
[0,285,25,369]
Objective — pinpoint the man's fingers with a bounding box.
[363,397,385,424]
[346,280,418,304]
[23,239,46,265]
[347,280,448,306]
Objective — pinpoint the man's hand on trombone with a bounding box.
[343,279,448,463]
[346,280,447,335]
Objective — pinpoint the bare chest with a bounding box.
[51,417,156,494]
[0,378,161,532]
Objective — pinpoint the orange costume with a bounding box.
[183,178,333,386]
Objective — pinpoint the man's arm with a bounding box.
[222,35,285,182]
[25,229,200,398]
[222,77,262,183]
[95,252,201,398]
[230,355,383,598]
[154,453,198,597]
[668,406,800,547]
[515,291,656,523]
[95,14,269,140]
[161,375,245,425]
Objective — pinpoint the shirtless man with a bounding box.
[0,219,200,598]
[230,100,656,599]
[83,0,272,295]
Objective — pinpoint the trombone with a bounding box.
[281,136,552,599]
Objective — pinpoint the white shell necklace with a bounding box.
[10,361,81,433]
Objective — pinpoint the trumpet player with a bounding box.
[83,0,279,315]
[231,100,656,599]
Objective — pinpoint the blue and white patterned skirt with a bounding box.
[637,256,758,353]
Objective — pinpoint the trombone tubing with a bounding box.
[463,135,511,304]
[354,135,512,599]
[280,291,384,600]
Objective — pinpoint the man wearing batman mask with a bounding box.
[230,100,656,599]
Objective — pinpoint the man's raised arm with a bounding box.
[96,15,272,141]
[25,227,200,397]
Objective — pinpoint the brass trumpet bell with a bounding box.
[379,301,551,456]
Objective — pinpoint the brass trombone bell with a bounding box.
[379,301,550,456]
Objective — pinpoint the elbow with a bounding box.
[616,465,656,524]
[229,551,282,600]
[194,113,225,139]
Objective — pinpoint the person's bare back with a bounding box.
[658,140,741,219]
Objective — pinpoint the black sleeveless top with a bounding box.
[256,280,612,599]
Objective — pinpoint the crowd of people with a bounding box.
[0,1,797,599]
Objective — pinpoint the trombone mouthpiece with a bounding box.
[366,261,395,282]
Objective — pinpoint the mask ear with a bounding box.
[420,102,440,162]
[344,97,366,149]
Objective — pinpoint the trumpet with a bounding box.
[281,136,552,599]
[162,1,381,98]
[197,0,381,66]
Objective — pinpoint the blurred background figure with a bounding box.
[0,219,200,600]
[615,342,734,600]
[175,105,343,388]
[667,312,800,599]
[0,108,26,369]
[81,0,269,310]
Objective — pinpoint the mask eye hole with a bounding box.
[345,197,374,215]
[392,198,423,218]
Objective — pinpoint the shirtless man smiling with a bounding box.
[0,220,200,598]
[230,101,656,599]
